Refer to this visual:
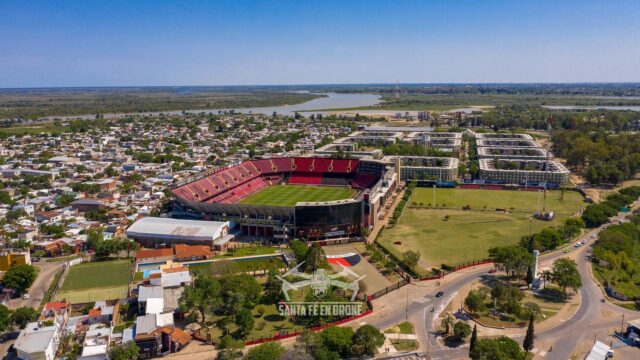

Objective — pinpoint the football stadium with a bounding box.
[171,157,397,241]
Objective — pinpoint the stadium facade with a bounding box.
[171,157,397,241]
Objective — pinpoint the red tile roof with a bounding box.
[136,248,174,260]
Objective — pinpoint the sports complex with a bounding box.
[171,157,397,241]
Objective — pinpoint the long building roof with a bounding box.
[126,217,228,241]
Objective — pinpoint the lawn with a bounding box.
[56,260,132,303]
[58,259,131,289]
[378,189,586,272]
[410,188,586,215]
[239,184,355,207]
[187,257,286,275]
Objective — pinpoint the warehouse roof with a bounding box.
[126,217,229,242]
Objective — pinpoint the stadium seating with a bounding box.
[173,157,380,204]
[353,173,378,189]
[289,174,323,185]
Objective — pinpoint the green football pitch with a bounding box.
[60,259,132,291]
[239,184,356,207]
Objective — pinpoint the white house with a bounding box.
[15,321,62,360]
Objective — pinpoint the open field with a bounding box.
[239,184,355,207]
[378,189,586,271]
[55,260,132,303]
[323,244,392,294]
[0,122,69,136]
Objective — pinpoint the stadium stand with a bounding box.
[172,157,372,204]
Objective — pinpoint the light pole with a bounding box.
[529,217,533,237]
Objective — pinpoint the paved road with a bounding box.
[6,261,64,310]
[366,200,640,359]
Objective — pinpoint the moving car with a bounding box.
[488,268,497,274]
[575,242,581,247]
[564,248,571,253]
[435,291,444,298]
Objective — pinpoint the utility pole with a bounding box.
[433,184,436,206]
[405,286,409,323]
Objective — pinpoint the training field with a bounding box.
[239,184,355,207]
[55,260,132,303]
[378,188,586,275]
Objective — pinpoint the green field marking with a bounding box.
[60,259,132,292]
[239,184,355,207]
[378,189,586,271]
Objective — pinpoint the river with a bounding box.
[32,93,382,121]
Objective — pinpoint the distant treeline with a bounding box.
[0,89,320,119]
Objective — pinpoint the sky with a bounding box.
[1,0,639,88]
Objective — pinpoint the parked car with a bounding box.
[575,242,581,247]
[488,268,497,274]
[22,293,29,299]
[564,248,571,253]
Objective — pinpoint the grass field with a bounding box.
[239,184,355,207]
[55,260,132,303]
[378,189,586,274]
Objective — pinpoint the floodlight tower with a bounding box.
[394,81,400,99]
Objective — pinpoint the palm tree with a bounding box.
[441,313,455,334]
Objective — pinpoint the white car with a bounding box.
[22,293,30,299]
[575,242,581,247]
[591,234,597,238]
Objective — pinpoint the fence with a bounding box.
[244,302,374,346]
[368,279,410,301]
[67,257,84,267]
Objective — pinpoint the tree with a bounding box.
[235,308,255,339]
[454,321,472,340]
[490,284,524,316]
[263,266,283,304]
[304,243,328,272]
[523,315,535,355]
[289,240,308,262]
[551,258,582,296]
[10,307,38,329]
[0,305,10,332]
[440,313,455,334]
[469,324,478,355]
[540,270,553,288]
[402,250,420,271]
[526,265,534,285]
[217,335,244,360]
[319,326,354,357]
[488,246,533,279]
[244,341,285,360]
[464,289,488,315]
[108,341,140,360]
[179,273,221,322]
[470,336,525,360]
[295,329,322,357]
[219,274,262,311]
[351,324,385,356]
[3,264,37,295]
